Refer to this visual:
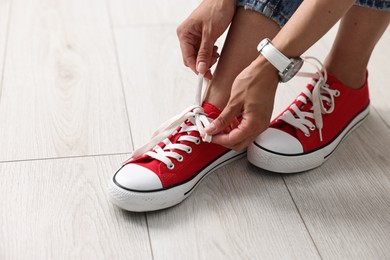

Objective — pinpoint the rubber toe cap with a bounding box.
[254,128,303,155]
[114,164,163,191]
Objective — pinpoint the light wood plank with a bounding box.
[108,0,201,27]
[0,154,152,260]
[0,0,132,161]
[284,109,390,259]
[0,0,11,92]
[147,159,321,259]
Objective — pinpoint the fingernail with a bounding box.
[197,62,207,75]
[206,123,216,134]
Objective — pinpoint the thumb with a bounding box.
[205,104,240,135]
[196,36,213,75]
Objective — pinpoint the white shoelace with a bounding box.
[125,75,212,169]
[279,57,340,142]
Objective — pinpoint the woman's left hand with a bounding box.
[204,58,280,151]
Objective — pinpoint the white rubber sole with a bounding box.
[248,105,370,173]
[108,150,246,212]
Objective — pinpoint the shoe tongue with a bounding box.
[202,101,222,120]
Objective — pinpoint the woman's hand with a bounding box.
[204,58,280,150]
[176,0,236,79]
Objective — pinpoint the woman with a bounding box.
[108,0,390,211]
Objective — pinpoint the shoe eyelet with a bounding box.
[310,126,316,131]
[167,163,175,170]
[305,133,311,137]
[195,138,201,145]
[334,90,340,97]
[177,156,184,162]
[186,147,192,154]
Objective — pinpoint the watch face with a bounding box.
[279,58,304,82]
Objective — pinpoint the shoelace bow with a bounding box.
[125,75,212,169]
[279,57,340,142]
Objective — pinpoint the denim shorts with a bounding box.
[237,0,390,27]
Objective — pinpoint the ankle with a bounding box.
[203,82,231,111]
[324,65,367,89]
[328,70,366,89]
[324,59,368,89]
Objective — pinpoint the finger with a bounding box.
[205,103,241,136]
[212,128,256,150]
[211,127,243,147]
[210,54,218,67]
[196,32,214,75]
[204,70,213,80]
[231,136,256,151]
[230,117,240,130]
[204,49,219,80]
[177,29,199,73]
[212,45,219,58]
[213,117,268,149]
[179,41,197,73]
[231,130,260,151]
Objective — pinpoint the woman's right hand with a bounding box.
[176,0,236,79]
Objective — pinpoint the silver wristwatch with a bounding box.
[257,38,303,82]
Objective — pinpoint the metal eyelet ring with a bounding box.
[186,147,192,154]
[167,164,175,170]
[195,139,201,145]
[177,156,184,162]
[305,133,311,137]
[310,126,316,131]
[334,90,340,97]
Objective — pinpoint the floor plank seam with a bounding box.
[0,0,13,103]
[0,151,133,164]
[104,0,135,151]
[145,214,156,260]
[281,175,324,260]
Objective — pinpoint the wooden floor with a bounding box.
[0,0,389,259]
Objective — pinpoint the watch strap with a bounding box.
[257,39,291,73]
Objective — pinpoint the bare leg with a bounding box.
[324,6,390,89]
[204,7,280,110]
[206,5,389,109]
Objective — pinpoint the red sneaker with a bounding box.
[248,64,369,173]
[108,96,245,211]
